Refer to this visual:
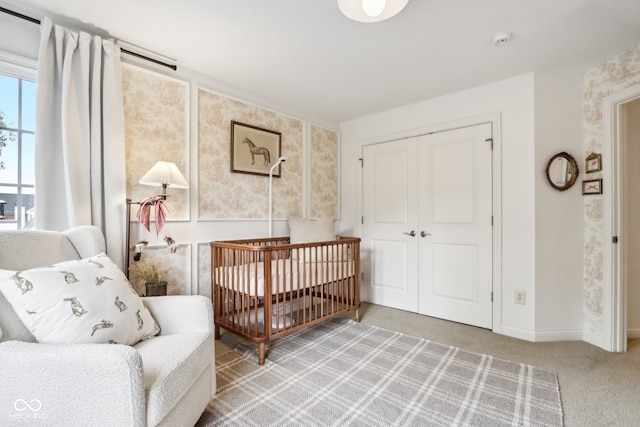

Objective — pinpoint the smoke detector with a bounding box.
[492,32,512,46]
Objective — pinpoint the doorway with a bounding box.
[602,83,640,352]
[623,99,640,343]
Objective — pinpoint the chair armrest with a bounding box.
[0,341,145,426]
[142,295,213,335]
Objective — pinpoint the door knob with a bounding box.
[420,231,431,237]
[403,230,416,237]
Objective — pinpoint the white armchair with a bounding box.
[0,226,215,426]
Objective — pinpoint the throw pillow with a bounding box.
[0,253,160,345]
[288,218,338,261]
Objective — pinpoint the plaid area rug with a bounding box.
[200,319,563,427]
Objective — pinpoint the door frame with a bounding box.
[360,113,503,332]
[602,83,640,352]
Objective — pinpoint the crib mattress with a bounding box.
[214,259,356,297]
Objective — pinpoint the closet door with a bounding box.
[362,138,419,312]
[417,124,493,329]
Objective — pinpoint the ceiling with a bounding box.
[3,0,640,125]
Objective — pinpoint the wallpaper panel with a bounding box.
[583,43,640,337]
[310,125,339,219]
[128,244,190,296]
[198,242,212,300]
[122,65,190,221]
[198,89,304,219]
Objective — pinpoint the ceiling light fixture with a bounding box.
[362,0,386,17]
[338,0,410,23]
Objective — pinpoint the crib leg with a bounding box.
[355,307,360,323]
[258,342,266,365]
[214,325,220,340]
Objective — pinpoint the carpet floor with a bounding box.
[198,318,562,426]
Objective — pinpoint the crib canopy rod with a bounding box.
[0,6,177,71]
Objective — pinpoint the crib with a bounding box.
[211,236,361,364]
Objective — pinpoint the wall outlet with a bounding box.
[514,290,526,305]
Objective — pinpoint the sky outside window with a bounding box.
[0,69,36,229]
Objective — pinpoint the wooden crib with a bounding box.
[211,236,360,364]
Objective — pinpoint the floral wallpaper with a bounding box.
[583,43,640,338]
[122,65,190,221]
[198,88,304,219]
[128,244,191,296]
[122,68,341,297]
[310,125,339,219]
[198,243,212,300]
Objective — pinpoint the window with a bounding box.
[0,55,37,230]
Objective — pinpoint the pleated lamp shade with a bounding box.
[138,161,189,190]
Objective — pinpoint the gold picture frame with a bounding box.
[230,121,282,177]
[582,178,603,195]
[585,153,602,173]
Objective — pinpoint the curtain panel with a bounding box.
[35,17,126,270]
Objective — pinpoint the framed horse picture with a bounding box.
[230,121,282,177]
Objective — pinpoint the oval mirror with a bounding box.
[545,152,579,191]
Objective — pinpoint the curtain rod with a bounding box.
[0,6,177,71]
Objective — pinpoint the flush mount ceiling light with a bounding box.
[338,0,410,23]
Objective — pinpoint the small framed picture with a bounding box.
[585,153,602,173]
[582,178,603,195]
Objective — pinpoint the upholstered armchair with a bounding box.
[0,226,215,426]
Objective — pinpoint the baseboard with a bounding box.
[627,328,640,339]
[500,325,583,342]
[533,328,583,342]
[582,330,605,349]
[499,325,536,342]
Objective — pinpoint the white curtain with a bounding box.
[35,17,126,270]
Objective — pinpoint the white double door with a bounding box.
[362,124,493,329]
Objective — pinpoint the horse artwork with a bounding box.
[242,137,271,166]
[231,121,282,176]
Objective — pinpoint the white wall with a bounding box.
[340,74,537,338]
[533,67,585,339]
[0,13,39,60]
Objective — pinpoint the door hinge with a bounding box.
[361,272,364,281]
[613,236,619,244]
[359,158,363,167]
[485,138,493,150]
[361,216,364,225]
[491,216,494,226]
[491,291,493,302]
